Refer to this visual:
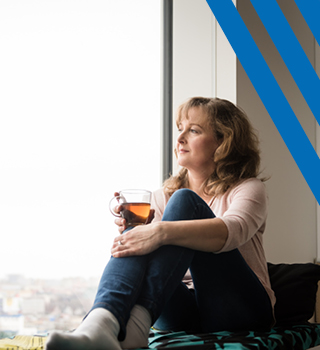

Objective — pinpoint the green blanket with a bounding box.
[146,324,320,349]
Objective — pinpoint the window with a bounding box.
[0,0,160,335]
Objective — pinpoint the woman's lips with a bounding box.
[179,149,189,153]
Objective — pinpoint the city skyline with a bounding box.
[0,273,99,337]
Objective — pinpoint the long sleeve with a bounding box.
[215,178,268,253]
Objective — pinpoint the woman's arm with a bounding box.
[160,218,228,252]
[111,218,228,258]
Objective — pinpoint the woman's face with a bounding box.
[176,107,220,175]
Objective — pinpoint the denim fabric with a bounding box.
[91,189,273,340]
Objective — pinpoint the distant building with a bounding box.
[6,274,26,285]
[3,297,20,314]
[0,315,24,332]
[21,298,45,314]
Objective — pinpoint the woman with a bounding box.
[46,97,275,350]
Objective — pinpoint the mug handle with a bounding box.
[109,195,126,217]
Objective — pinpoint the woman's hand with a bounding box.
[112,192,127,234]
[111,221,162,258]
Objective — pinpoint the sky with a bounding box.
[0,0,161,280]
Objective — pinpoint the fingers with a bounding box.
[111,228,141,257]
[111,235,131,258]
[114,217,127,233]
[112,197,126,232]
[112,236,124,249]
[113,203,123,215]
[146,209,155,224]
[112,192,122,214]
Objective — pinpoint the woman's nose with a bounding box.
[177,131,186,143]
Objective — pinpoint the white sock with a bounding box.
[45,308,121,350]
[120,305,152,349]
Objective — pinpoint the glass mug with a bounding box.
[109,189,152,227]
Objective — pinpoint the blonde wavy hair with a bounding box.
[163,97,264,197]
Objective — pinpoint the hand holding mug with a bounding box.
[110,189,152,229]
[112,192,126,233]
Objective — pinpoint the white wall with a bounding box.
[172,0,215,112]
[173,0,318,263]
[172,0,236,171]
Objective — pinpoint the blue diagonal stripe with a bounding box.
[294,0,320,47]
[250,0,320,127]
[205,0,320,204]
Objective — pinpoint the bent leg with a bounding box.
[92,189,217,338]
[46,189,213,349]
[92,245,194,340]
[190,249,273,332]
[153,282,201,332]
[144,189,216,332]
[135,189,216,323]
[152,189,273,333]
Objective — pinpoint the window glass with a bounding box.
[0,0,160,335]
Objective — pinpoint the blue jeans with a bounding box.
[91,189,273,340]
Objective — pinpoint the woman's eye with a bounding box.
[191,129,198,133]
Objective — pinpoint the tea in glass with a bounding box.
[109,189,152,227]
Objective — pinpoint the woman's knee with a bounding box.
[165,189,202,214]
[169,188,198,203]
[163,189,214,221]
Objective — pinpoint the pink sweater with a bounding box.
[151,178,276,310]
